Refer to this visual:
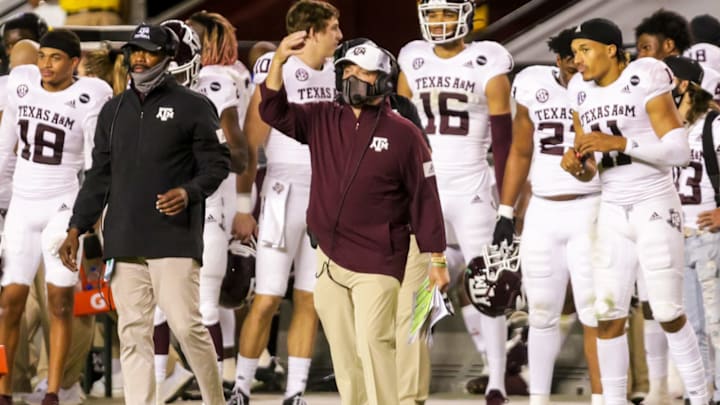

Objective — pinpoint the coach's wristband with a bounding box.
[498,204,514,219]
[236,193,253,214]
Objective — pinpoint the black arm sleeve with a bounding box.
[180,96,231,204]
[390,94,431,149]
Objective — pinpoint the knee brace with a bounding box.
[648,301,684,323]
[528,306,560,330]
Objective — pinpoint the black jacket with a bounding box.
[69,76,230,262]
[389,94,430,148]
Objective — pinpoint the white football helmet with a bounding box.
[161,19,202,87]
[418,0,475,44]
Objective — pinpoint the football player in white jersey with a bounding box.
[229,1,342,404]
[685,15,720,103]
[397,0,513,403]
[0,13,48,230]
[149,18,247,400]
[686,15,720,71]
[665,55,720,404]
[633,10,710,402]
[0,29,112,405]
[562,18,708,405]
[495,27,603,405]
[187,11,254,384]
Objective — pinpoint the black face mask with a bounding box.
[341,75,379,106]
[671,86,685,108]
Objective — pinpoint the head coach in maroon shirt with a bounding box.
[258,31,448,405]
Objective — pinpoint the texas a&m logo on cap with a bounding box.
[135,26,150,39]
[352,46,366,56]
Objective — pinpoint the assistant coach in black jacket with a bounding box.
[58,23,228,405]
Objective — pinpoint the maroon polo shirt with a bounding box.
[259,83,446,281]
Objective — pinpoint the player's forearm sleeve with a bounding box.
[624,127,690,167]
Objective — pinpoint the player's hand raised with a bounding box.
[59,228,81,271]
[156,187,189,216]
[274,30,307,65]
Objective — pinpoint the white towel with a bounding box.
[260,178,290,249]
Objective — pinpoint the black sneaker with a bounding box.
[485,389,508,405]
[40,392,60,405]
[282,392,308,405]
[227,388,250,405]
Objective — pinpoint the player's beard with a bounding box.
[130,56,171,94]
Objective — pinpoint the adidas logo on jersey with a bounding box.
[65,99,76,108]
[58,203,70,211]
[206,214,216,223]
[621,85,631,94]
[471,195,483,204]
[649,211,662,221]
[462,60,474,69]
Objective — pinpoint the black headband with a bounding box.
[39,32,80,59]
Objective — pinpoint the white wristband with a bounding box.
[498,204,514,219]
[624,138,637,154]
[236,193,253,214]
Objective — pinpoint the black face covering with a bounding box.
[341,75,379,106]
[672,86,685,108]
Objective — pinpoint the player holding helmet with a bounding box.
[398,1,513,403]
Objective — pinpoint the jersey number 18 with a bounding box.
[18,119,65,165]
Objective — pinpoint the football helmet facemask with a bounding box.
[418,0,475,44]
[160,19,202,88]
[464,237,523,318]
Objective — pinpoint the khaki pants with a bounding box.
[396,237,431,405]
[314,249,400,405]
[111,258,223,405]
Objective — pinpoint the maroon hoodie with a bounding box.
[259,83,446,281]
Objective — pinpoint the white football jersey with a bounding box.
[0,75,7,112]
[675,113,720,228]
[253,52,335,169]
[512,65,600,196]
[0,65,112,199]
[700,66,720,102]
[398,40,513,194]
[196,65,241,116]
[0,74,13,209]
[194,65,242,210]
[685,43,720,72]
[231,61,252,131]
[568,57,677,205]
